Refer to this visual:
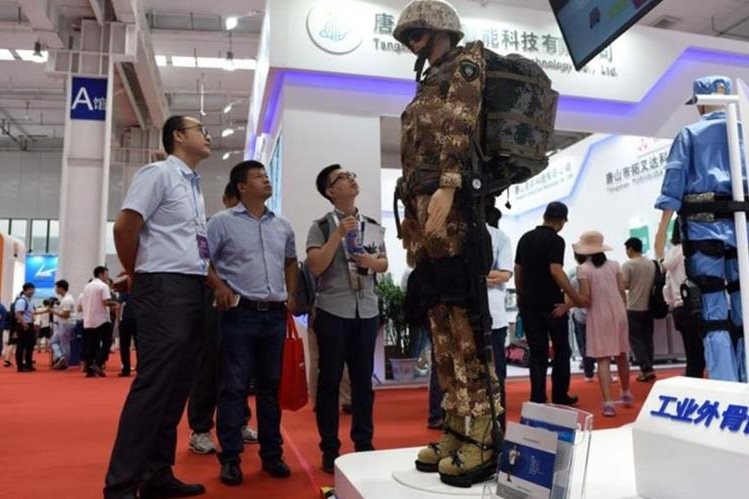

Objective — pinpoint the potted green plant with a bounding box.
[376,274,419,381]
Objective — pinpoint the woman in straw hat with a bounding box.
[573,231,633,417]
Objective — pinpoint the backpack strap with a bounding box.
[315,215,331,241]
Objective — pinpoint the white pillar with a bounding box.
[57,22,115,295]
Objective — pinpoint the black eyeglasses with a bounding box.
[406,29,429,43]
[179,125,210,138]
[329,171,357,187]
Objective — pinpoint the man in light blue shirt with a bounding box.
[13,282,38,372]
[654,76,744,382]
[106,115,232,499]
[207,160,298,487]
[485,206,513,431]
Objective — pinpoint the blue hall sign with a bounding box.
[70,76,107,121]
[25,255,58,298]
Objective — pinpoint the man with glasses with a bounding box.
[306,164,388,474]
[105,115,232,498]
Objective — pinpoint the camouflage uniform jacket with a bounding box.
[400,41,485,263]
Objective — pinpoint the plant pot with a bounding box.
[389,357,420,382]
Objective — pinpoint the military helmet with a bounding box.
[393,0,464,46]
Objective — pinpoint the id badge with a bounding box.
[196,233,210,259]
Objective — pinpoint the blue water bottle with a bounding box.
[345,228,363,255]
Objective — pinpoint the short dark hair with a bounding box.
[624,237,643,253]
[543,201,569,222]
[590,253,607,267]
[162,115,185,154]
[55,279,69,291]
[223,181,238,199]
[485,205,502,228]
[316,164,342,203]
[93,266,108,278]
[229,160,266,194]
[671,219,682,246]
[22,282,35,291]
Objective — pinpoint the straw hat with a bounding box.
[572,231,612,255]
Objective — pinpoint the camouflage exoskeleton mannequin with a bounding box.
[394,0,503,488]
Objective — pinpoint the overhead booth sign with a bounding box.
[70,76,107,121]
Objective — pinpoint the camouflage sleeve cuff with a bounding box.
[439,172,462,189]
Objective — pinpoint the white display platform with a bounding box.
[335,426,642,498]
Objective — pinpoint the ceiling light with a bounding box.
[223,103,233,114]
[226,16,239,31]
[196,57,226,69]
[17,46,48,63]
[233,58,257,70]
[222,128,235,138]
[171,56,197,68]
[155,55,167,66]
[0,49,14,61]
[222,150,241,161]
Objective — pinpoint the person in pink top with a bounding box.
[573,231,633,417]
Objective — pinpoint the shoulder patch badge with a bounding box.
[459,61,479,82]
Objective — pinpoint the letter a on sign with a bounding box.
[70,76,107,121]
[72,87,94,111]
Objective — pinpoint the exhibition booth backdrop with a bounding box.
[248,0,749,267]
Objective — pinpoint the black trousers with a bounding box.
[628,310,655,373]
[672,306,705,378]
[15,326,36,370]
[187,297,253,435]
[313,309,379,457]
[98,322,114,367]
[104,273,207,498]
[119,317,137,374]
[84,322,111,372]
[520,308,571,404]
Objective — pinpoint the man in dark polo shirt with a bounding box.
[514,201,586,405]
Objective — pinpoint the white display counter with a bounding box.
[335,426,642,498]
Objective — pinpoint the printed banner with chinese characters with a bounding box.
[606,137,672,193]
[368,10,617,77]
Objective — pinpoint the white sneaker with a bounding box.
[242,425,259,444]
[188,431,217,454]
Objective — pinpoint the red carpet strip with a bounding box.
[0,353,681,498]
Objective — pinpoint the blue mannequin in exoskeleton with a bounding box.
[655,76,747,383]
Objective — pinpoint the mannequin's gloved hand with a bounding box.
[425,187,455,235]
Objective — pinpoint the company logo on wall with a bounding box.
[306,1,365,54]
[606,137,672,193]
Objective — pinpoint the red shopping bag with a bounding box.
[279,312,309,411]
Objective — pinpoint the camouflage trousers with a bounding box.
[429,303,503,418]
[404,194,502,418]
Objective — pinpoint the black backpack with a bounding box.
[478,48,559,196]
[649,260,669,319]
[8,295,29,333]
[292,215,380,317]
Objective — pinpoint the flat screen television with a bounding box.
[549,0,663,70]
